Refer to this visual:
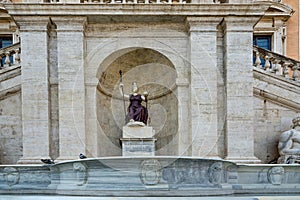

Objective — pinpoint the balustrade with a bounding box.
[42,0,231,4]
[253,46,300,82]
[0,43,21,70]
[40,0,282,4]
[80,0,189,3]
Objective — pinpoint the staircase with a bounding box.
[253,46,300,112]
[0,43,21,101]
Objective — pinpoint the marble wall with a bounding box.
[0,92,22,164]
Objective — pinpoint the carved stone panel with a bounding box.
[73,162,88,186]
[3,167,19,186]
[268,166,284,185]
[208,162,222,186]
[140,159,162,185]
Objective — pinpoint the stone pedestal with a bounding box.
[121,125,156,156]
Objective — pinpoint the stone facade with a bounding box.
[0,1,299,165]
[0,91,22,164]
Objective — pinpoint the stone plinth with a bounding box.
[121,138,156,156]
[122,124,155,138]
[121,125,156,156]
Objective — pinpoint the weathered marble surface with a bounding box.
[0,157,300,197]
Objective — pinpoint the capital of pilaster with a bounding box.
[13,16,51,32]
[221,16,261,32]
[185,17,223,32]
[51,16,87,32]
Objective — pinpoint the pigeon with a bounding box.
[41,159,55,164]
[79,153,87,159]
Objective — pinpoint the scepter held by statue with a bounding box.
[119,72,149,126]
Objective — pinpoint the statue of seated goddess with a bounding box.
[119,82,148,126]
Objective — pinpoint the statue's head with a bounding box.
[132,82,138,93]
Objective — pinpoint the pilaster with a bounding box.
[273,19,285,54]
[16,17,52,164]
[52,16,87,161]
[222,17,261,163]
[186,17,222,158]
[176,78,191,156]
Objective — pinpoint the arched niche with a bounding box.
[96,48,178,156]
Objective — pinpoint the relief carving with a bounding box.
[208,162,222,186]
[3,167,20,186]
[73,162,87,186]
[140,159,162,185]
[267,166,284,185]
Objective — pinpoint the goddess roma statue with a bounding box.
[119,81,148,125]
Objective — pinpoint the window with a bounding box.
[0,35,13,67]
[253,35,272,51]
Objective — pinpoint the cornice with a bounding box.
[4,3,270,17]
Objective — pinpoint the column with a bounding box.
[52,17,87,161]
[186,17,222,158]
[16,17,51,164]
[222,17,260,163]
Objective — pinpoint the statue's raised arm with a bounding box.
[119,83,129,99]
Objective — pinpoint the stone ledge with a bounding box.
[4,3,270,17]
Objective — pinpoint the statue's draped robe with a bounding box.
[126,94,148,124]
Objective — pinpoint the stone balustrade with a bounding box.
[253,45,300,82]
[0,43,20,70]
[42,0,236,4]
[16,0,280,4]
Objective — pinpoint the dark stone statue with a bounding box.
[120,82,148,125]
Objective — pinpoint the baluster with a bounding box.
[168,0,172,3]
[0,55,2,69]
[122,0,126,3]
[264,55,271,71]
[282,62,290,78]
[254,51,261,68]
[15,49,20,64]
[292,65,299,81]
[271,59,279,74]
[145,0,149,3]
[4,52,10,67]
[179,0,183,3]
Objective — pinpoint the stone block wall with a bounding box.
[0,92,22,164]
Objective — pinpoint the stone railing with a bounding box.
[43,0,234,4]
[0,42,21,70]
[253,46,300,82]
[28,0,282,3]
